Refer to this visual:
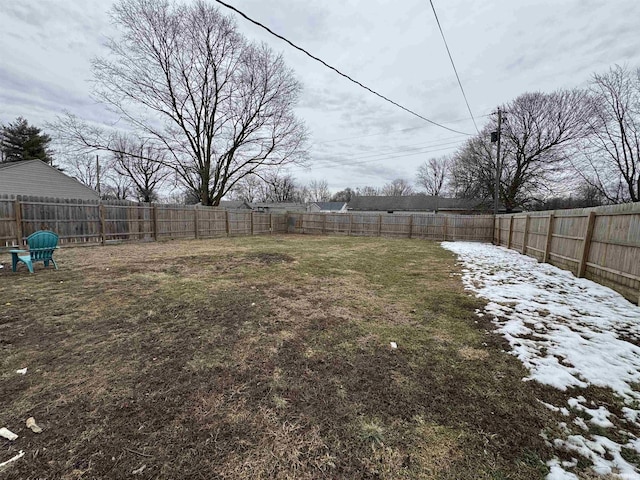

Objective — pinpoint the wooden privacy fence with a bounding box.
[0,195,287,248]
[287,212,495,241]
[3,193,639,304]
[494,203,640,305]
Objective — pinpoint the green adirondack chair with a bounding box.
[10,230,59,273]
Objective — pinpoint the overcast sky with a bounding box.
[2,0,640,194]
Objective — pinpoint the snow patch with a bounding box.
[442,242,640,479]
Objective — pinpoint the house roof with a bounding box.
[311,201,346,211]
[218,200,250,209]
[0,160,100,201]
[250,202,308,212]
[347,195,491,212]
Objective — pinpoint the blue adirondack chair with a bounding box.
[10,231,59,273]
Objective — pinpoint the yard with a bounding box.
[0,235,632,478]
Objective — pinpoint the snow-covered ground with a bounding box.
[442,242,640,479]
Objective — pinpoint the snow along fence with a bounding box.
[494,202,640,305]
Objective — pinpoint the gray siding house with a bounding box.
[0,160,100,201]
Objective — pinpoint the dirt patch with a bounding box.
[246,252,295,264]
[458,346,490,360]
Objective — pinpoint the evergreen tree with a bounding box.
[1,117,53,164]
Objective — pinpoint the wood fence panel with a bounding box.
[447,215,494,241]
[301,213,324,234]
[155,205,196,239]
[380,214,411,237]
[252,212,271,235]
[525,214,548,261]
[548,214,587,274]
[509,216,526,251]
[272,214,287,234]
[325,213,350,235]
[411,214,445,240]
[196,208,228,237]
[350,213,381,236]
[0,195,17,247]
[228,210,251,236]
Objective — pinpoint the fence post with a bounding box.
[225,210,230,236]
[99,203,106,246]
[442,215,448,241]
[348,214,353,236]
[378,214,382,236]
[543,213,554,263]
[193,205,199,239]
[577,211,596,278]
[14,198,23,247]
[322,214,327,234]
[250,211,254,235]
[270,213,273,234]
[152,205,158,241]
[408,214,413,239]
[507,216,513,249]
[522,214,530,255]
[494,215,499,245]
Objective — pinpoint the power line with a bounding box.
[296,137,467,171]
[214,0,473,137]
[304,145,459,171]
[427,0,479,134]
[291,141,462,172]
[313,113,491,145]
[314,138,464,165]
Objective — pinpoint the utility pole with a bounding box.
[96,154,101,198]
[492,108,503,215]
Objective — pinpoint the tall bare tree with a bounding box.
[451,90,593,211]
[381,178,414,196]
[576,65,640,203]
[307,179,331,202]
[55,0,307,206]
[416,156,451,196]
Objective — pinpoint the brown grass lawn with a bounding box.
[0,235,564,479]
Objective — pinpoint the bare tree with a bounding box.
[381,178,414,196]
[576,65,640,203]
[307,179,331,202]
[101,168,134,200]
[262,170,301,202]
[331,188,355,202]
[356,186,380,196]
[416,156,451,196]
[111,136,172,202]
[451,90,593,211]
[54,0,307,206]
[499,90,593,210]
[230,175,263,203]
[450,128,496,200]
[64,153,100,190]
